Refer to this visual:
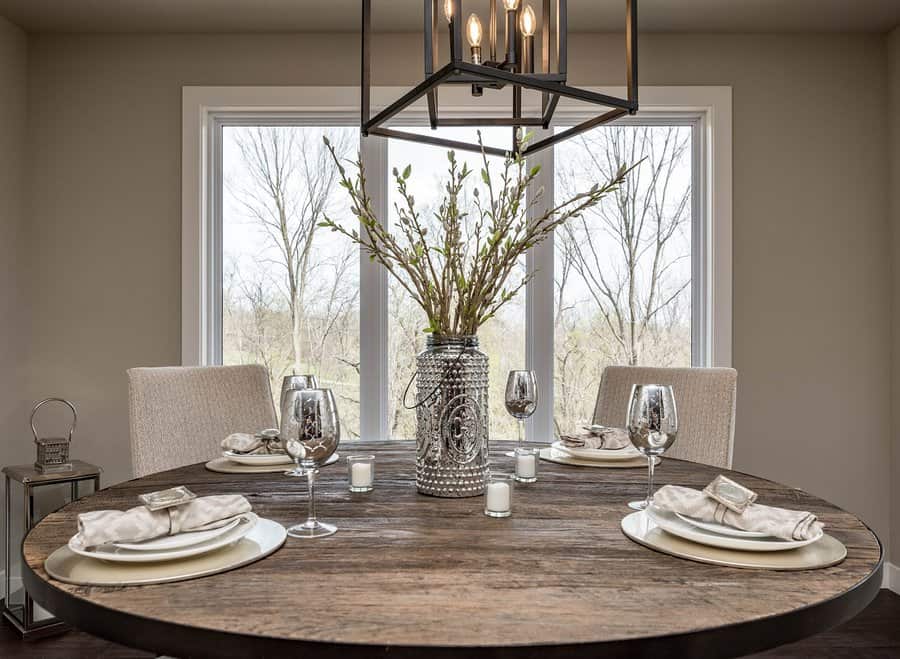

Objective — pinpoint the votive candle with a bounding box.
[514,447,538,483]
[348,455,375,492]
[484,474,513,517]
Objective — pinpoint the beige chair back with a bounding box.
[592,366,737,469]
[127,365,277,477]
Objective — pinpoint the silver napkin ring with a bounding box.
[139,486,197,511]
[703,475,757,514]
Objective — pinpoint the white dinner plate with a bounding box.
[69,513,258,563]
[540,448,658,469]
[223,451,293,466]
[113,515,243,551]
[647,507,823,552]
[674,512,771,539]
[551,441,642,461]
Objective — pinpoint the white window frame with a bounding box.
[182,85,731,442]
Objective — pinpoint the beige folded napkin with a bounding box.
[653,484,823,541]
[72,494,251,549]
[221,432,284,455]
[559,426,631,450]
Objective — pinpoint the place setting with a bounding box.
[40,380,358,587]
[526,376,662,470]
[205,374,340,474]
[42,486,287,587]
[616,384,846,570]
[622,477,846,570]
[540,427,657,469]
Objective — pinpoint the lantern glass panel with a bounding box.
[32,481,72,520]
[4,479,25,622]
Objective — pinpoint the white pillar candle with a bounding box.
[485,482,511,513]
[516,453,536,479]
[350,461,374,487]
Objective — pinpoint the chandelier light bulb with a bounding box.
[503,0,520,12]
[443,0,454,23]
[520,5,536,36]
[466,14,483,47]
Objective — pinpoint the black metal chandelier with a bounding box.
[361,0,638,157]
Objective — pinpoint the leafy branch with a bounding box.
[320,133,635,336]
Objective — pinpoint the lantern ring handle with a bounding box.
[31,397,78,443]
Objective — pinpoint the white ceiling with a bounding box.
[0,0,898,34]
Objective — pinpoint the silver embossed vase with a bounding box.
[415,334,489,497]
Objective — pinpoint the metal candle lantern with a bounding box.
[2,464,100,638]
[2,398,101,638]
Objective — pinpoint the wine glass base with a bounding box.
[503,451,516,457]
[628,500,650,511]
[286,521,337,539]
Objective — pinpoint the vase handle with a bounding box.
[401,347,471,410]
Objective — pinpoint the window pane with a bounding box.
[553,125,693,434]
[222,126,361,440]
[387,127,526,440]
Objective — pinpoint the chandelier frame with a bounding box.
[360,0,638,157]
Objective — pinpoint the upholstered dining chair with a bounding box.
[127,365,277,478]
[591,366,738,469]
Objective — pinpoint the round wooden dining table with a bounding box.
[23,440,882,659]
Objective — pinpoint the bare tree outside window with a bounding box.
[553,125,693,435]
[222,126,361,438]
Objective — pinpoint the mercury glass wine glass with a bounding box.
[283,388,340,538]
[504,370,538,457]
[626,384,678,511]
[279,374,318,443]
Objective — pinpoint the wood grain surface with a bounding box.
[21,441,883,659]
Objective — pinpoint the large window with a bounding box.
[184,86,731,443]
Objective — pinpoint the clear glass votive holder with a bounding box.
[514,447,539,483]
[347,454,375,493]
[484,473,513,518]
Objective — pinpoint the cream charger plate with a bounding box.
[621,511,846,570]
[646,507,824,552]
[114,515,244,551]
[551,441,642,461]
[68,513,258,563]
[206,452,340,474]
[539,447,659,469]
[46,517,287,587]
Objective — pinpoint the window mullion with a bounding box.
[359,134,390,440]
[525,128,555,442]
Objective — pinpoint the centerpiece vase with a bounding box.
[415,334,489,498]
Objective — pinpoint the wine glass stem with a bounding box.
[646,455,655,506]
[306,468,319,526]
[517,418,524,443]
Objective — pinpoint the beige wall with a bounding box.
[22,33,893,551]
[0,16,27,570]
[890,25,900,563]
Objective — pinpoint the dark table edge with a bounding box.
[22,523,884,659]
